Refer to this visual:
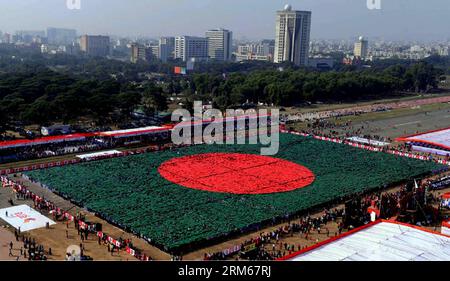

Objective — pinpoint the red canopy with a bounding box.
[0,126,171,149]
[0,133,93,149]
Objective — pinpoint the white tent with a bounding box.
[0,205,56,232]
[76,150,121,160]
[347,137,390,147]
[282,221,450,261]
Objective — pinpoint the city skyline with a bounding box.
[0,0,448,42]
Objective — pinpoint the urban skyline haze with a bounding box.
[0,0,448,42]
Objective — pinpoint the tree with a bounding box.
[142,83,168,115]
[116,91,142,117]
[21,98,54,125]
[1,94,26,121]
[406,62,440,92]
[0,104,6,134]
[86,93,115,124]
[52,92,84,123]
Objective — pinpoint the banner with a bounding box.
[126,247,136,256]
[431,177,450,190]
[64,212,74,221]
[79,221,88,230]
[367,207,380,222]
[108,236,122,248]
[222,245,241,256]
[242,243,257,253]
[442,220,450,236]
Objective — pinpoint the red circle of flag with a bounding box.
[158,153,315,195]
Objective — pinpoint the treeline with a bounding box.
[0,62,442,127]
[371,55,450,75]
[0,70,167,127]
[185,62,443,109]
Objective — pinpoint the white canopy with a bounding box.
[76,150,121,160]
[347,137,390,147]
[285,221,450,261]
[97,126,166,138]
[0,205,56,232]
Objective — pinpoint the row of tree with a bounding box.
[0,70,167,126]
[184,62,443,110]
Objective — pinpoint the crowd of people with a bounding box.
[204,208,345,261]
[283,104,392,123]
[303,116,449,160]
[305,118,392,143]
[0,139,113,164]
[344,179,444,228]
[286,121,449,165]
[2,175,153,261]
[0,132,171,165]
[8,232,51,261]
[282,97,450,160]
[1,99,449,261]
[203,174,449,261]
[283,95,450,123]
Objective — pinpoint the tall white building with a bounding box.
[354,36,369,59]
[205,29,233,61]
[175,36,209,62]
[274,4,312,66]
[159,37,175,62]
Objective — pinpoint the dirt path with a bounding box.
[0,228,25,261]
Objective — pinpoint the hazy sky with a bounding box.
[0,0,449,41]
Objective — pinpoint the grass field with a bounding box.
[24,133,443,251]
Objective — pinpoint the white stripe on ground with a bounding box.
[395,121,420,127]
